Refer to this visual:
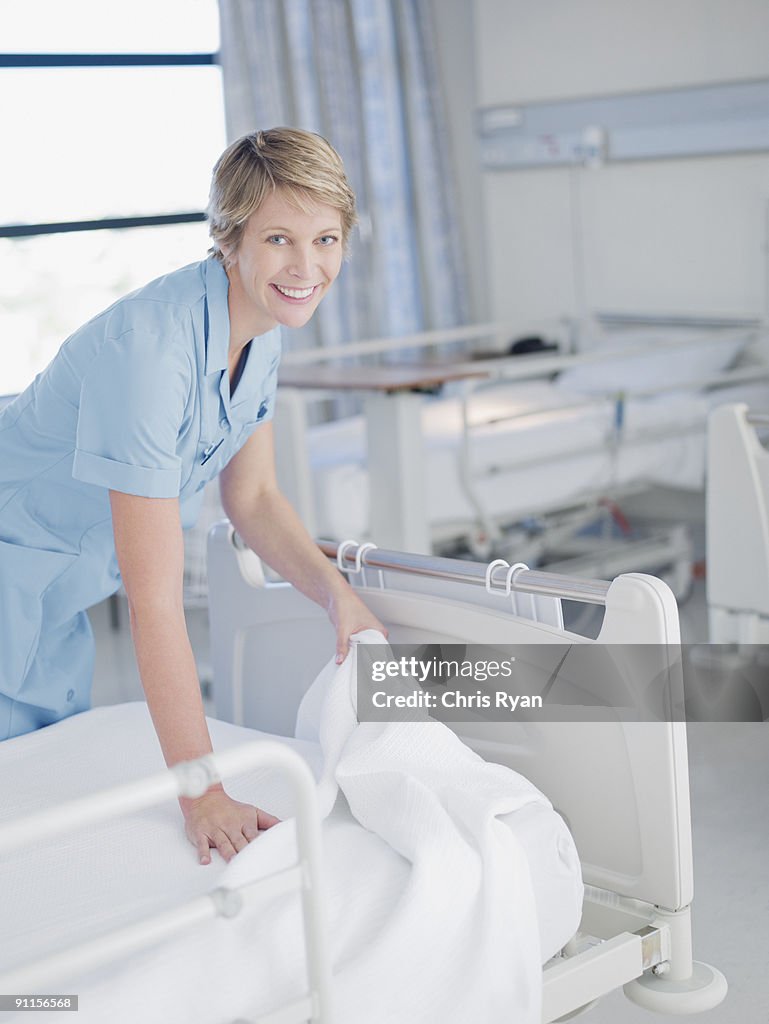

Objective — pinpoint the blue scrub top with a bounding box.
[0,256,281,719]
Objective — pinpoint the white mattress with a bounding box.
[309,379,769,541]
[1,701,581,1022]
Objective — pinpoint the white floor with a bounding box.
[87,578,768,1023]
[581,723,769,1022]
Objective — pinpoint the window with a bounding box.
[0,0,226,394]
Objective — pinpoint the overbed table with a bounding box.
[278,363,489,553]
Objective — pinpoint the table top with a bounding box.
[278,362,489,392]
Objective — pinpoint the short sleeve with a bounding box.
[73,330,193,498]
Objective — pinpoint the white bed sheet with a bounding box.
[309,380,769,540]
[1,642,582,1024]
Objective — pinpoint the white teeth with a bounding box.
[275,284,315,299]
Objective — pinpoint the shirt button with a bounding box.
[219,418,227,428]
[66,688,75,702]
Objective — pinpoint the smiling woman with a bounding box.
[0,127,385,866]
[221,192,344,343]
[207,129,356,248]
[205,128,356,353]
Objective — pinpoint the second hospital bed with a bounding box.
[0,530,727,1022]
[274,324,768,576]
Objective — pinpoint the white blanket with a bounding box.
[297,630,558,1022]
[1,633,582,1023]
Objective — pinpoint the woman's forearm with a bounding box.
[225,488,348,610]
[109,491,216,778]
[108,486,277,860]
[128,605,216,770]
[218,434,387,659]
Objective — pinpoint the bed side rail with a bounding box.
[278,316,762,369]
[0,743,332,1024]
[324,538,609,605]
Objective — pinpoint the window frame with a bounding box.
[0,50,220,238]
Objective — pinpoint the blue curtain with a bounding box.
[217,0,470,352]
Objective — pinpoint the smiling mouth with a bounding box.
[271,283,319,302]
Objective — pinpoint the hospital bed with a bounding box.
[273,319,769,591]
[205,530,728,1020]
[0,531,727,1022]
[707,403,769,643]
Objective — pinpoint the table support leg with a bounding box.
[365,391,431,554]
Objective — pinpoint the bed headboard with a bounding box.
[207,524,693,913]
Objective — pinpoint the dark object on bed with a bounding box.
[509,336,559,355]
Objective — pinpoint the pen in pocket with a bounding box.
[201,439,224,465]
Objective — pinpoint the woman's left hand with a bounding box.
[328,587,388,664]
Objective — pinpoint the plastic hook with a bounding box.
[354,542,377,573]
[485,558,509,595]
[336,539,359,573]
[504,562,529,596]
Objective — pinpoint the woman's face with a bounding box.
[223,189,344,340]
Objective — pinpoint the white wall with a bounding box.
[473,0,769,334]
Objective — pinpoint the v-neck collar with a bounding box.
[229,340,251,401]
[203,256,245,425]
[203,255,281,425]
[203,256,231,376]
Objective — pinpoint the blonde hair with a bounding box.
[207,127,357,261]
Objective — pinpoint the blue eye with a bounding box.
[317,235,339,247]
[267,235,288,245]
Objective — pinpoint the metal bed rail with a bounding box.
[595,312,763,330]
[282,321,763,381]
[460,365,769,429]
[452,365,769,487]
[320,538,611,605]
[280,314,764,370]
[281,320,508,365]
[448,357,769,565]
[0,741,333,1024]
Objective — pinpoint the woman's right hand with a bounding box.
[182,789,281,865]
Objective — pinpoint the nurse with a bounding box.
[0,127,385,864]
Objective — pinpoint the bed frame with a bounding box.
[207,526,727,1021]
[707,403,769,643]
[271,320,766,600]
[0,738,332,1024]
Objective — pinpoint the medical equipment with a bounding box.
[707,403,769,643]
[272,320,769,593]
[0,532,726,1022]
[207,529,728,1019]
